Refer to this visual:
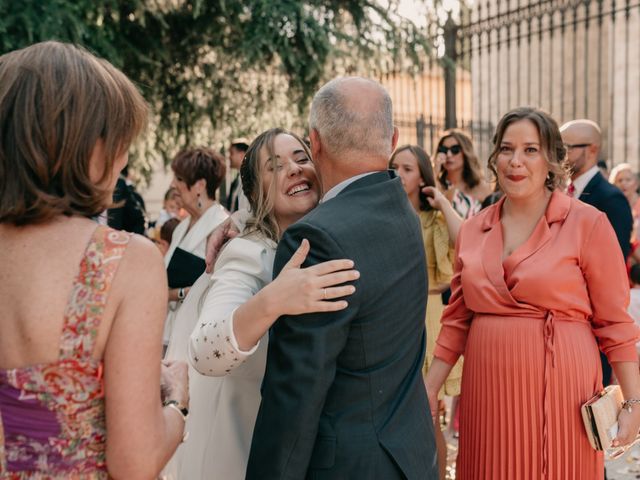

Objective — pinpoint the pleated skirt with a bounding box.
[457,314,604,480]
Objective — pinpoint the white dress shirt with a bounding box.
[570,164,600,199]
[321,171,379,203]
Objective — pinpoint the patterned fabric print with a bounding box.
[0,226,130,478]
[451,188,481,219]
[59,228,130,360]
[0,407,5,473]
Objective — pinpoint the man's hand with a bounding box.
[205,218,240,273]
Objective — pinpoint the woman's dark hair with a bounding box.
[487,107,568,191]
[240,128,312,242]
[389,144,435,211]
[0,41,148,225]
[159,217,180,244]
[171,147,226,200]
[435,129,483,190]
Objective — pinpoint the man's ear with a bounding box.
[310,129,321,159]
[391,126,399,152]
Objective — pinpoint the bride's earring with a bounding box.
[197,193,203,210]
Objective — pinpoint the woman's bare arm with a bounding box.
[104,236,187,479]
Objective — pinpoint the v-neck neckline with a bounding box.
[479,191,572,304]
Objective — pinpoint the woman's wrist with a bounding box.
[255,282,281,320]
[622,398,640,413]
[162,400,189,443]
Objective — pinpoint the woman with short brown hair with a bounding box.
[163,147,229,353]
[0,41,188,478]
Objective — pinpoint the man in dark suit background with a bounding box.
[561,119,633,386]
[245,77,438,479]
[225,138,249,213]
[107,165,147,234]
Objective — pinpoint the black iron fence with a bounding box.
[386,0,640,169]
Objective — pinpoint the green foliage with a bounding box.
[0,0,432,177]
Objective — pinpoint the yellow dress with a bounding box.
[420,209,463,398]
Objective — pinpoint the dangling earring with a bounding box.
[197,193,203,210]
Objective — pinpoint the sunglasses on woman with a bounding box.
[438,145,462,155]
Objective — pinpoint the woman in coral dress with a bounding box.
[425,107,640,479]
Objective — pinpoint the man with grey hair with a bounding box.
[246,77,438,479]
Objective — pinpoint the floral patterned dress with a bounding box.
[0,226,130,479]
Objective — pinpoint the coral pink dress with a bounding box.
[0,226,130,479]
[434,191,640,480]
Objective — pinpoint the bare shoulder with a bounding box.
[112,233,167,297]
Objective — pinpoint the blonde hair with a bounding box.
[240,128,313,243]
[609,163,637,185]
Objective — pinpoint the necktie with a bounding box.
[567,183,576,197]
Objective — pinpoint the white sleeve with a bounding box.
[230,209,250,232]
[188,237,273,376]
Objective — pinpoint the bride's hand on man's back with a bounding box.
[268,239,359,316]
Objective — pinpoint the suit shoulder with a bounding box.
[596,177,626,199]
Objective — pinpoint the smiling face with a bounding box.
[496,119,549,201]
[260,133,320,231]
[390,149,423,206]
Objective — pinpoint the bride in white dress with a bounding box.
[162,128,359,479]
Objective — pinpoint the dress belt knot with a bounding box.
[543,310,556,368]
[542,309,558,479]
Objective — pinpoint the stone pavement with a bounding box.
[606,443,640,480]
[443,437,640,479]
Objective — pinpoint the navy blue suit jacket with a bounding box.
[578,171,632,259]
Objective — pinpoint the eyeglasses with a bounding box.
[564,143,591,151]
[437,144,462,155]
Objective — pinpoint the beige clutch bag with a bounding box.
[580,385,623,451]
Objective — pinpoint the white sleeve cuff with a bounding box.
[228,307,260,355]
